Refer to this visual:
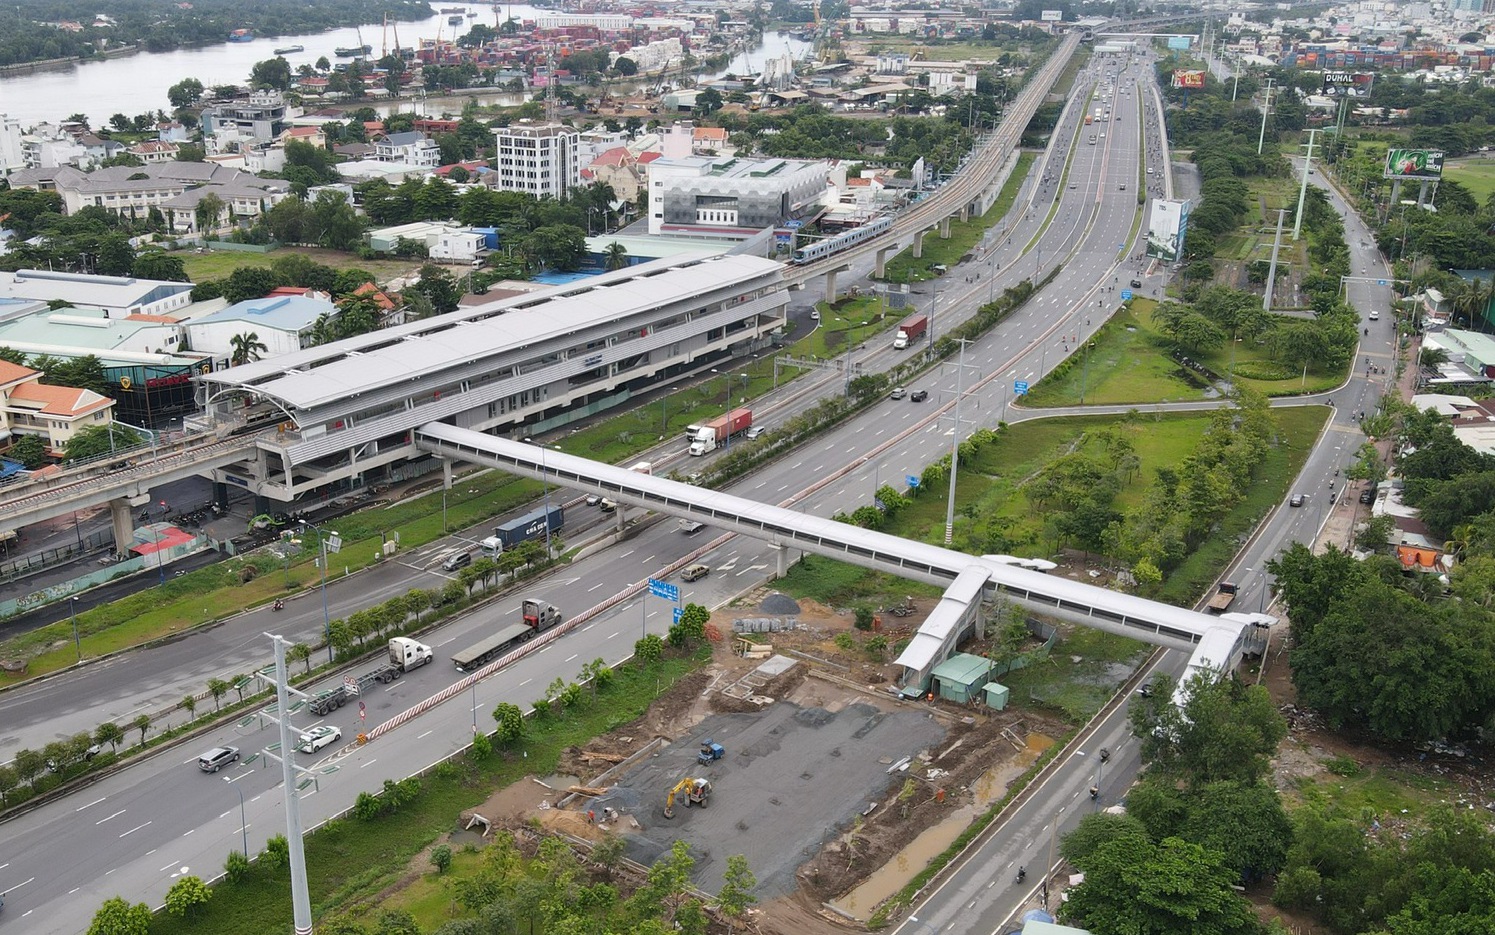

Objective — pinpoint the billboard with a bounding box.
[1041,10,1063,21]
[1166,36,1192,50]
[1322,71,1375,97]
[1384,148,1444,181]
[1171,69,1206,89]
[1146,200,1191,263]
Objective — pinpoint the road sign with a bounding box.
[359,701,366,721]
[1014,380,1029,396]
[907,475,920,488]
[1121,289,1133,301]
[673,607,684,625]
[648,578,679,602]
[1377,280,1387,286]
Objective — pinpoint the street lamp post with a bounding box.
[300,520,340,663]
[69,596,81,662]
[235,785,248,857]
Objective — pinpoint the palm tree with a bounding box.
[1448,278,1489,329]
[229,331,268,366]
[603,241,629,271]
[194,192,226,235]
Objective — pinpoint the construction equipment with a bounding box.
[697,739,724,765]
[663,777,711,818]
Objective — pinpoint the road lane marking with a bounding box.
[75,796,106,811]
[96,809,126,825]
[159,861,178,872]
[418,730,433,739]
[588,582,604,591]
[619,549,634,558]
[360,759,378,769]
[436,636,457,647]
[608,631,620,639]
[565,654,577,662]
[642,555,656,564]
[518,678,532,686]
[119,821,151,838]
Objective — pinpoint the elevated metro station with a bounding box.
[193,254,788,508]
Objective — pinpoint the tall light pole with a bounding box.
[300,520,341,663]
[943,339,977,546]
[235,784,248,857]
[69,596,81,662]
[266,633,313,935]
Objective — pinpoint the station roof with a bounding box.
[202,254,784,413]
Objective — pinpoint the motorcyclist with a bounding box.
[273,599,284,611]
[1099,748,1110,763]
[1089,785,1099,800]
[1016,866,1027,883]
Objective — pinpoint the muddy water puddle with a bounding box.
[830,733,1055,920]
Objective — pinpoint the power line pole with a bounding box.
[265,633,314,935]
[1257,78,1275,155]
[1292,128,1320,241]
[942,339,979,546]
[1263,208,1287,312]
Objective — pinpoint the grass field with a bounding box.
[881,152,1036,283]
[1445,157,1495,204]
[180,246,421,285]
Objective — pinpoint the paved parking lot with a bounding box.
[600,700,947,896]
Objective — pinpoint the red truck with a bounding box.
[688,408,753,456]
[894,313,928,349]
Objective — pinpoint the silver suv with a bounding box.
[198,746,240,773]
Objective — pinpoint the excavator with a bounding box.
[663,777,711,818]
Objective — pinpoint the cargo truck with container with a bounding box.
[1206,582,1238,614]
[452,599,564,671]
[893,313,928,349]
[481,504,564,556]
[307,637,434,714]
[688,408,753,456]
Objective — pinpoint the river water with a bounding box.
[0,7,811,128]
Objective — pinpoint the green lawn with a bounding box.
[180,246,421,284]
[1445,157,1495,204]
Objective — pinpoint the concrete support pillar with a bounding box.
[912,230,926,258]
[212,481,229,512]
[615,509,627,532]
[773,543,788,579]
[824,268,838,303]
[874,246,891,278]
[255,494,271,516]
[441,456,454,489]
[939,216,952,239]
[109,499,134,559]
[958,205,969,223]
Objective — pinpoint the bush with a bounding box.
[853,606,875,631]
[224,848,251,884]
[430,844,453,874]
[261,834,290,872]
[833,632,858,652]
[469,730,492,761]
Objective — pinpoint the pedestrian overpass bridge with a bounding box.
[414,423,1253,694]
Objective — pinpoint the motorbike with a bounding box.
[1016,867,1027,884]
[272,600,284,612]
[1099,748,1110,763]
[1089,786,1099,800]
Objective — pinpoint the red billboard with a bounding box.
[1172,70,1206,89]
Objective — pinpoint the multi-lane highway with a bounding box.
[0,41,1344,935]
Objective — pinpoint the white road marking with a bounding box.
[619,549,635,558]
[608,631,620,639]
[119,821,151,838]
[75,797,106,812]
[182,829,195,836]
[436,636,457,647]
[588,582,604,591]
[360,759,378,769]
[96,809,126,825]
[565,654,577,662]
[518,678,532,687]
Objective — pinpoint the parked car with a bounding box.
[910,389,929,402]
[1359,488,1375,504]
[297,725,342,754]
[681,564,710,582]
[198,746,240,773]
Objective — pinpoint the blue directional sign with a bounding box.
[907,475,921,488]
[673,607,684,625]
[1121,289,1134,301]
[1014,380,1030,396]
[1377,280,1387,286]
[648,578,679,602]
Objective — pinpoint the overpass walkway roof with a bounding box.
[414,423,1228,661]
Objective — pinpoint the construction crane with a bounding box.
[663,777,711,818]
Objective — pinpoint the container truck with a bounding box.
[486,504,564,554]
[893,314,928,349]
[307,637,434,714]
[452,598,564,671]
[1206,582,1238,614]
[688,408,753,456]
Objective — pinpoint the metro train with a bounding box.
[790,215,895,265]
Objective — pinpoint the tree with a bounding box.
[0,765,17,806]
[94,721,125,753]
[132,252,188,282]
[519,224,588,272]
[87,896,152,935]
[430,844,453,874]
[492,701,525,745]
[207,678,230,711]
[1126,778,1292,883]
[167,78,205,109]
[131,713,151,747]
[12,748,44,787]
[195,192,227,235]
[613,56,638,76]
[250,57,293,92]
[221,265,280,304]
[288,642,312,674]
[716,854,758,931]
[229,331,268,366]
[1130,673,1286,787]
[63,424,143,464]
[163,875,211,919]
[408,264,461,313]
[1062,835,1263,935]
[630,840,697,925]
[696,87,724,115]
[179,694,197,721]
[97,234,136,276]
[603,241,629,271]
[10,433,48,468]
[224,848,251,883]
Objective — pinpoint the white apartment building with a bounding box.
[0,114,24,176]
[492,123,581,200]
[375,131,441,168]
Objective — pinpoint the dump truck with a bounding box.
[893,313,928,349]
[697,739,724,765]
[688,408,753,456]
[1206,582,1239,614]
[452,598,563,672]
[308,637,434,714]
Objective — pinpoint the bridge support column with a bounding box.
[441,456,454,489]
[109,499,134,559]
[939,216,952,239]
[912,230,925,258]
[874,246,891,278]
[958,205,969,223]
[212,481,229,512]
[773,543,788,579]
[824,268,838,303]
[255,494,271,516]
[615,509,627,532]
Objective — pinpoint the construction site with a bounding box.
[463,593,1078,932]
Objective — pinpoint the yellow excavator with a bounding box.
[663,777,712,818]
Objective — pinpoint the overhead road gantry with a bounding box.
[413,423,1244,694]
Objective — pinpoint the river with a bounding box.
[0,8,812,128]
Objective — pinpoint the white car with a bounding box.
[297,725,342,754]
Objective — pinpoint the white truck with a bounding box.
[307,637,434,714]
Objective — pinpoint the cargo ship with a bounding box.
[273,44,305,55]
[334,44,372,57]
[228,29,254,42]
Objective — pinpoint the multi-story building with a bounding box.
[201,92,289,148]
[374,131,441,168]
[492,122,581,199]
[0,114,25,176]
[0,359,116,456]
[6,162,289,231]
[647,155,829,236]
[0,269,195,319]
